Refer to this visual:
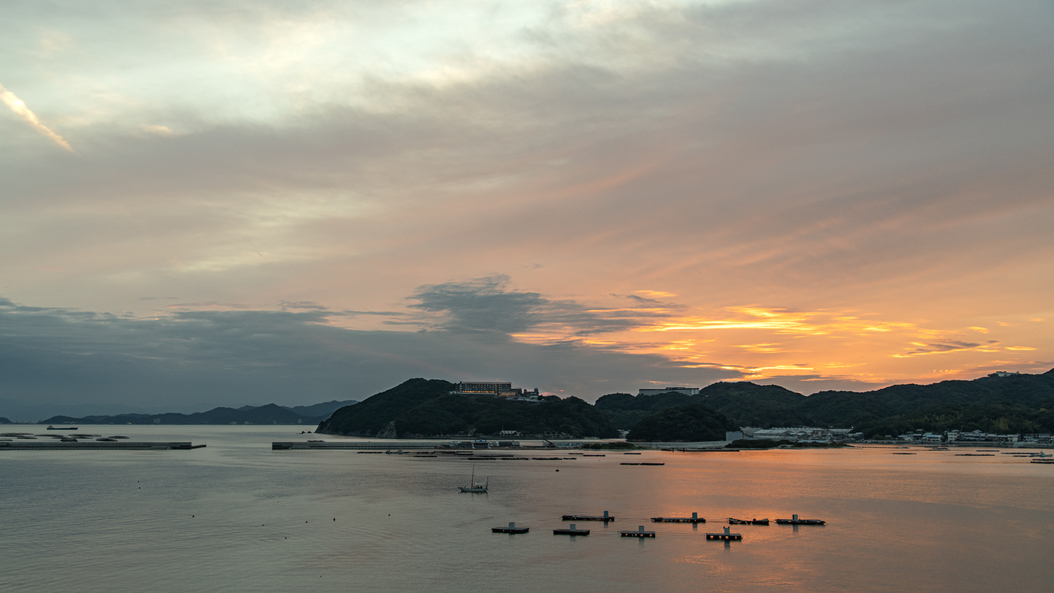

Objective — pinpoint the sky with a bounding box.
[2,0,1053,418]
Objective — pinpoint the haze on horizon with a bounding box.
[2,0,1052,416]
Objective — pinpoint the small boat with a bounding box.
[459,466,488,493]
[47,426,77,430]
[729,518,769,525]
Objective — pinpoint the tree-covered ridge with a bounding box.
[38,403,331,426]
[317,379,618,438]
[598,369,1054,437]
[626,404,738,442]
[593,391,694,430]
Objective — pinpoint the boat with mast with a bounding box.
[458,466,488,493]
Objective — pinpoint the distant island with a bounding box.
[36,400,358,426]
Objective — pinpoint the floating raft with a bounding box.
[706,527,742,541]
[652,512,705,524]
[553,524,589,536]
[492,522,529,534]
[620,526,655,538]
[0,441,204,450]
[776,514,825,525]
[563,511,614,522]
[729,518,769,525]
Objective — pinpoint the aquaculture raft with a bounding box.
[553,524,589,536]
[706,527,742,541]
[620,526,656,538]
[651,512,705,523]
[492,522,529,534]
[562,511,614,522]
[775,514,825,525]
[729,518,769,525]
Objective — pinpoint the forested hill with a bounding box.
[40,403,331,426]
[34,400,357,426]
[626,404,738,442]
[316,378,618,438]
[596,369,1054,437]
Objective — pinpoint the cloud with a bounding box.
[892,340,999,358]
[0,83,72,151]
[0,0,1050,400]
[408,275,681,337]
[0,294,749,418]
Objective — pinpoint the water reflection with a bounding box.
[0,426,1051,593]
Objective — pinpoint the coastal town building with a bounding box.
[453,381,540,400]
[743,427,855,442]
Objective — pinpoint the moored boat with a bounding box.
[459,466,488,493]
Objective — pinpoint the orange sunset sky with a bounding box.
[1,0,1052,414]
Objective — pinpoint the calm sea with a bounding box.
[1,425,1051,593]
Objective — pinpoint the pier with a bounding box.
[273,441,437,450]
[562,511,614,522]
[492,522,529,534]
[706,526,742,541]
[0,441,204,450]
[553,524,589,536]
[776,514,825,525]
[620,526,655,538]
[651,512,705,523]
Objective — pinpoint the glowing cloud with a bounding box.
[0,83,72,151]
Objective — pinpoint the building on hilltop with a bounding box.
[638,387,699,396]
[457,382,512,395]
[454,381,540,400]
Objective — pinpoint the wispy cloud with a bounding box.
[638,307,914,337]
[893,340,1000,358]
[0,83,72,151]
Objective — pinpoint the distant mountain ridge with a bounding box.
[37,399,358,426]
[598,369,1054,437]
